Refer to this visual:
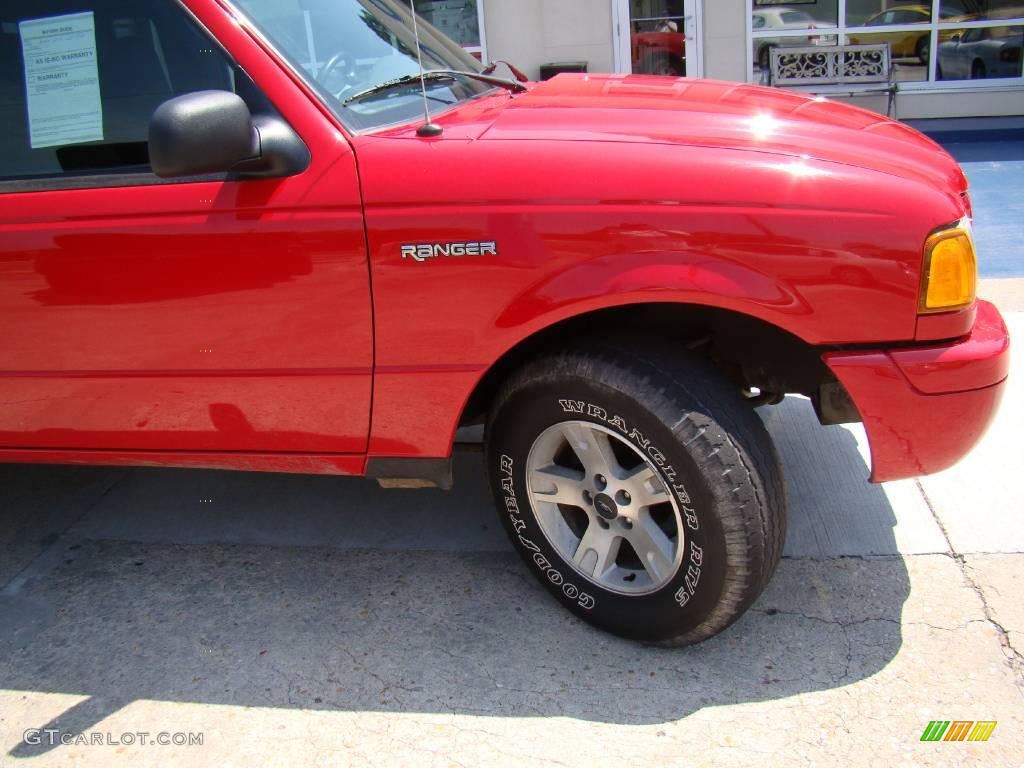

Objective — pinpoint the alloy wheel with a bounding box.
[525,421,685,595]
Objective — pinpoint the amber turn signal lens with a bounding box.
[920,226,976,314]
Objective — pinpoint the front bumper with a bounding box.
[824,300,1010,483]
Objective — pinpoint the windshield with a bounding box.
[231,0,492,131]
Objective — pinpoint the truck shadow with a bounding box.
[0,398,909,756]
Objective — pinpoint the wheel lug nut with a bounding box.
[616,490,631,506]
[620,518,633,530]
[583,490,593,505]
[597,518,610,530]
[595,474,607,490]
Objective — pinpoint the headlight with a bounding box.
[919,220,976,314]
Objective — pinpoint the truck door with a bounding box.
[0,0,372,454]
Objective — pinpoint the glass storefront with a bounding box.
[750,1,1024,85]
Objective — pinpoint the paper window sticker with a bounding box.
[19,11,104,150]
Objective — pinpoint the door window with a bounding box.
[0,0,271,182]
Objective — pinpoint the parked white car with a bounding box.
[752,8,838,70]
[937,24,1024,80]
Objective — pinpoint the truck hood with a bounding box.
[481,74,967,194]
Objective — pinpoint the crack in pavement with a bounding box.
[916,479,1024,693]
[752,607,988,635]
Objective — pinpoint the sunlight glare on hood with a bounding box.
[782,155,828,179]
[747,113,783,141]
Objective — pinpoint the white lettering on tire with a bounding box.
[500,454,595,610]
[557,399,701,531]
[555,399,710,611]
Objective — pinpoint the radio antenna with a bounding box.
[409,1,443,137]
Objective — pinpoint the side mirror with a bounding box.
[149,90,310,179]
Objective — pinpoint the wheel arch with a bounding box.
[457,300,833,432]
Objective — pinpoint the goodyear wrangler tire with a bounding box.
[484,346,786,645]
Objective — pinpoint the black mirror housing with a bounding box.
[149,90,311,180]
[237,116,312,179]
[149,90,257,178]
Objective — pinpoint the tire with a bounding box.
[484,344,786,646]
[972,60,986,80]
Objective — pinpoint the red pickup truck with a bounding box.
[0,0,1010,646]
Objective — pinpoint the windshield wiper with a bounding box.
[342,69,526,106]
[481,60,529,82]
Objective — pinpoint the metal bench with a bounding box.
[768,43,897,118]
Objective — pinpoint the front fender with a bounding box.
[494,250,809,337]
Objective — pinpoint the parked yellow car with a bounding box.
[851,5,974,63]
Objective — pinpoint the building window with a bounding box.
[750,1,1024,87]
[414,0,486,59]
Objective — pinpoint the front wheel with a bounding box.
[484,346,786,646]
